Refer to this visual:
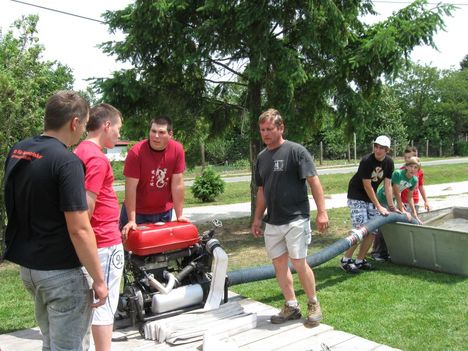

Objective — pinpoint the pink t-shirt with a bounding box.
[123,139,185,214]
[74,140,121,248]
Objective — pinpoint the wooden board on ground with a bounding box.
[0,293,401,351]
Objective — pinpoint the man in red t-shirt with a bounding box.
[75,103,124,351]
[400,146,430,214]
[120,116,188,239]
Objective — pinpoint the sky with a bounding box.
[0,0,467,91]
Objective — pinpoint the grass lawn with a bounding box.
[2,207,466,351]
[1,161,467,349]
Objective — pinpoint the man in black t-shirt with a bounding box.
[251,108,329,327]
[3,91,108,351]
[340,135,394,274]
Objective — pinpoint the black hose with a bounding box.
[227,212,418,286]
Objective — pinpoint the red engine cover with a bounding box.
[124,222,200,256]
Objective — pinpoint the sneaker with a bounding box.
[270,303,302,324]
[372,254,390,262]
[355,259,373,271]
[304,301,322,328]
[340,258,360,274]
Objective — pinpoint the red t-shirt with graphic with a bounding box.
[74,140,121,248]
[123,139,185,214]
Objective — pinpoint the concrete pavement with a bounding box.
[184,181,468,223]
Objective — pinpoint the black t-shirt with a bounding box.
[4,135,88,270]
[255,140,317,225]
[347,153,394,202]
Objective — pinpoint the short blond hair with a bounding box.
[258,108,284,128]
[405,156,421,168]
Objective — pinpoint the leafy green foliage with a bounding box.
[0,16,74,255]
[191,167,225,202]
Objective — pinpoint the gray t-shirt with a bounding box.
[255,140,318,225]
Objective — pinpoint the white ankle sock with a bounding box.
[286,300,298,307]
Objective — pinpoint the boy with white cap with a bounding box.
[340,135,394,273]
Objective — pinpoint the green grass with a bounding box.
[2,161,467,349]
[222,208,468,351]
[3,207,465,350]
[0,265,36,333]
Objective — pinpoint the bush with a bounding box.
[191,167,225,202]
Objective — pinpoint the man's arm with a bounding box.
[85,191,97,219]
[64,210,108,307]
[363,179,389,216]
[307,175,329,232]
[121,177,139,239]
[251,186,266,237]
[393,183,406,213]
[171,173,188,222]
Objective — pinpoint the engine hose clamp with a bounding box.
[205,238,221,254]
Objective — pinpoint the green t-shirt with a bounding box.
[377,169,417,206]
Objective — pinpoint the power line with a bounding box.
[9,0,468,26]
[10,0,106,24]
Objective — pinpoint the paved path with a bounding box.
[113,157,468,190]
[184,181,468,223]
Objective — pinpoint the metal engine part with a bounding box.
[115,219,227,329]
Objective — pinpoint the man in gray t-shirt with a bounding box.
[251,108,329,327]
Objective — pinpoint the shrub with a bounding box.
[191,167,225,202]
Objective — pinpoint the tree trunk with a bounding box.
[247,80,263,222]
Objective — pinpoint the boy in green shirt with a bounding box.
[377,156,422,224]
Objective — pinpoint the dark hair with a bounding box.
[258,108,284,128]
[149,116,173,132]
[86,103,122,132]
[404,146,418,154]
[44,91,89,131]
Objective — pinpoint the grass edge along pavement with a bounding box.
[115,162,468,207]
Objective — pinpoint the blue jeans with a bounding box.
[119,203,172,230]
[20,267,93,351]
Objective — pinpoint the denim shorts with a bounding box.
[264,218,311,260]
[20,266,93,351]
[348,199,381,234]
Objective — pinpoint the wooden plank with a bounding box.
[0,294,401,351]
[277,329,356,351]
[234,323,333,351]
[0,327,42,351]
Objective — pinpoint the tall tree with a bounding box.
[460,54,468,70]
[97,0,453,207]
[391,63,443,144]
[0,15,74,255]
[437,69,468,153]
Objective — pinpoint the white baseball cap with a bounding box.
[374,135,391,148]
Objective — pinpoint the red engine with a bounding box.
[124,222,200,255]
[116,220,226,329]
